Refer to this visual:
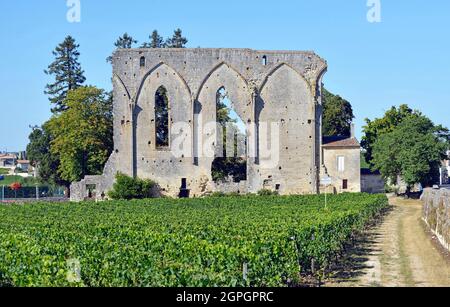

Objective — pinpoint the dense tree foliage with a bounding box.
[165,28,188,48]
[26,125,68,187]
[46,86,113,183]
[322,88,354,137]
[361,105,416,167]
[113,33,138,49]
[372,113,449,190]
[141,30,165,48]
[44,36,86,113]
[106,33,138,62]
[155,86,169,147]
[30,37,116,190]
[108,29,187,61]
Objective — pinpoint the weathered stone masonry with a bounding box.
[71,48,328,201]
[422,188,450,251]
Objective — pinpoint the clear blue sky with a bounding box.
[1,0,449,151]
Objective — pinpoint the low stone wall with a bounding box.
[213,180,248,195]
[422,188,450,251]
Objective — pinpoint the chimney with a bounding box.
[350,123,355,139]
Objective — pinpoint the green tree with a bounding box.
[141,30,165,48]
[47,86,113,183]
[322,88,354,137]
[372,114,449,191]
[165,28,188,48]
[211,88,247,183]
[26,124,68,187]
[106,33,138,62]
[361,104,415,167]
[44,36,86,113]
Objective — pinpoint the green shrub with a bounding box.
[108,173,157,200]
[257,189,279,196]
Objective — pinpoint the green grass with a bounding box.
[0,168,10,175]
[397,219,415,286]
[0,193,388,287]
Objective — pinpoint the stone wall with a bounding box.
[323,147,361,193]
[422,188,450,251]
[213,180,248,195]
[71,48,328,201]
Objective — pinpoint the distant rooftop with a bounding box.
[0,154,17,159]
[322,136,360,148]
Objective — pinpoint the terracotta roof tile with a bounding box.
[322,136,360,148]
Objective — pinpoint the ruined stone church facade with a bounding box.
[71,48,329,201]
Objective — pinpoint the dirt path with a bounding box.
[327,196,450,287]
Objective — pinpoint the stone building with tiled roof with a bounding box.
[321,127,361,193]
[0,154,17,170]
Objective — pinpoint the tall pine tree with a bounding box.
[44,36,86,113]
[141,30,165,48]
[106,33,138,62]
[165,28,188,48]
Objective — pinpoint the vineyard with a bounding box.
[0,193,388,287]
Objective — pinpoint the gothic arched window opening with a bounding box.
[155,86,169,148]
[211,87,247,183]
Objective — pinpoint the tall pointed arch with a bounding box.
[195,62,248,101]
[136,62,191,104]
[193,62,251,168]
[258,62,312,94]
[134,62,192,177]
[112,73,131,100]
[257,62,316,194]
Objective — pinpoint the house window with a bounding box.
[337,156,345,172]
[155,86,169,148]
[140,56,146,67]
[342,180,348,190]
